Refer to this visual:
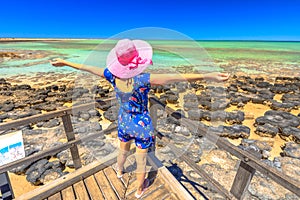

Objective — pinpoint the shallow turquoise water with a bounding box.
[0,40,299,77]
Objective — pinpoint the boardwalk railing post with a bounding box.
[230,160,256,199]
[0,172,14,200]
[62,114,82,169]
[149,97,158,153]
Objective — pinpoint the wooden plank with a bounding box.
[146,151,194,200]
[103,166,126,199]
[125,179,164,200]
[61,186,76,200]
[94,170,118,200]
[48,192,62,200]
[158,165,195,200]
[73,180,89,200]
[0,124,117,174]
[164,193,180,200]
[62,114,82,169]
[143,186,170,200]
[15,153,117,200]
[84,175,104,200]
[124,179,137,197]
[149,97,300,196]
[230,161,256,199]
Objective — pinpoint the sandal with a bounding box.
[117,170,123,178]
[135,179,150,199]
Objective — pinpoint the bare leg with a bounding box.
[117,140,132,176]
[135,147,148,195]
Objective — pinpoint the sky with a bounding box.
[1,0,300,41]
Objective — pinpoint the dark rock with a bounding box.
[176,82,189,93]
[223,125,250,139]
[270,84,292,93]
[184,101,199,111]
[165,94,179,104]
[59,85,67,92]
[256,81,272,88]
[66,160,74,168]
[171,133,189,145]
[188,109,203,120]
[226,111,245,124]
[184,93,198,102]
[209,125,250,139]
[25,159,50,185]
[79,113,91,121]
[255,123,279,137]
[239,139,272,159]
[276,156,300,182]
[1,103,14,112]
[40,169,62,184]
[228,84,238,92]
[252,97,266,104]
[0,113,8,121]
[14,102,28,109]
[74,126,88,134]
[0,78,7,84]
[174,125,190,136]
[238,144,261,158]
[84,140,105,149]
[255,110,300,129]
[15,84,31,90]
[159,96,167,104]
[42,119,60,128]
[23,129,44,135]
[90,122,102,131]
[270,101,295,111]
[166,116,180,126]
[30,99,45,105]
[282,142,300,159]
[51,85,59,91]
[240,86,257,93]
[88,109,101,117]
[97,102,112,111]
[281,127,300,143]
[25,145,43,156]
[103,106,118,121]
[10,162,33,175]
[56,150,70,165]
[282,94,300,102]
[151,85,164,93]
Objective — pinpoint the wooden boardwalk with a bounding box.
[15,153,192,200]
[1,97,299,200]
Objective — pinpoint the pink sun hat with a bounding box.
[106,39,153,79]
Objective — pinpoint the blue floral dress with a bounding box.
[104,68,155,149]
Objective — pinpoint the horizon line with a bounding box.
[1,37,300,42]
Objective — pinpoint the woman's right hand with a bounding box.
[49,58,68,67]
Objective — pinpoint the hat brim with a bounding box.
[106,40,153,79]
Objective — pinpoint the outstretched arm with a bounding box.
[50,58,104,77]
[150,72,230,85]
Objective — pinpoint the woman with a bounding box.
[50,39,229,198]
